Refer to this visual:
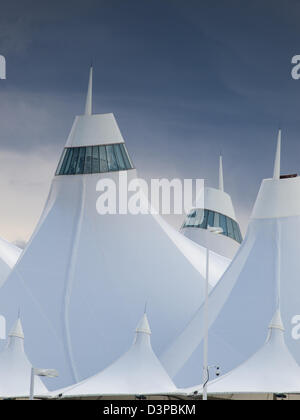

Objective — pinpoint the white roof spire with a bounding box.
[269,309,284,331]
[0,317,48,397]
[50,313,177,398]
[8,318,24,339]
[219,155,224,191]
[273,129,281,180]
[84,66,93,116]
[136,313,151,335]
[189,309,300,395]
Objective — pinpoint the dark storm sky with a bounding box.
[0,0,300,240]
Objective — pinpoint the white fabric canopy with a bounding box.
[186,311,300,395]
[0,318,48,398]
[0,69,230,389]
[162,137,300,386]
[48,314,177,398]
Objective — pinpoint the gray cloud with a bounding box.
[0,0,299,242]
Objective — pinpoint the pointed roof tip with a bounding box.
[273,129,281,180]
[219,155,224,192]
[8,318,24,339]
[269,309,285,331]
[136,313,152,335]
[84,66,93,116]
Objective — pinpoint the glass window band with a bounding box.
[182,208,243,244]
[56,143,134,176]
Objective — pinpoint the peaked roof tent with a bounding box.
[0,66,230,389]
[0,318,48,398]
[49,314,177,398]
[162,130,300,386]
[181,156,242,259]
[188,310,300,395]
[56,67,133,175]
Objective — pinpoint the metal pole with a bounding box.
[203,247,209,401]
[29,367,35,400]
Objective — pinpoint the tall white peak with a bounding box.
[84,66,93,116]
[49,313,177,398]
[219,155,224,192]
[273,129,281,180]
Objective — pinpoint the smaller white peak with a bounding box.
[8,318,24,339]
[269,310,285,332]
[136,313,151,335]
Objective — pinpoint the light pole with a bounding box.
[203,226,223,401]
[29,368,58,400]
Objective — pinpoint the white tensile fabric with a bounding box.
[186,311,300,395]
[0,318,48,398]
[162,136,300,390]
[48,314,177,398]
[0,69,230,389]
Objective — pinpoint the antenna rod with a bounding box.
[273,129,281,180]
[219,155,224,191]
[85,66,93,116]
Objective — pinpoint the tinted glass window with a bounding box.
[84,146,92,174]
[63,148,73,175]
[213,212,220,229]
[199,210,208,229]
[207,210,214,228]
[56,148,67,175]
[114,144,126,170]
[120,144,132,168]
[219,214,228,236]
[99,146,108,173]
[92,146,100,173]
[106,145,118,171]
[76,147,86,174]
[195,209,205,227]
[56,143,134,176]
[68,148,79,175]
[182,208,242,244]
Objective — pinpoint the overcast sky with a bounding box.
[0,0,300,244]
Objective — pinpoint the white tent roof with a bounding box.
[181,156,241,261]
[162,132,300,386]
[0,318,48,398]
[0,68,231,389]
[49,314,177,398]
[187,310,300,395]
